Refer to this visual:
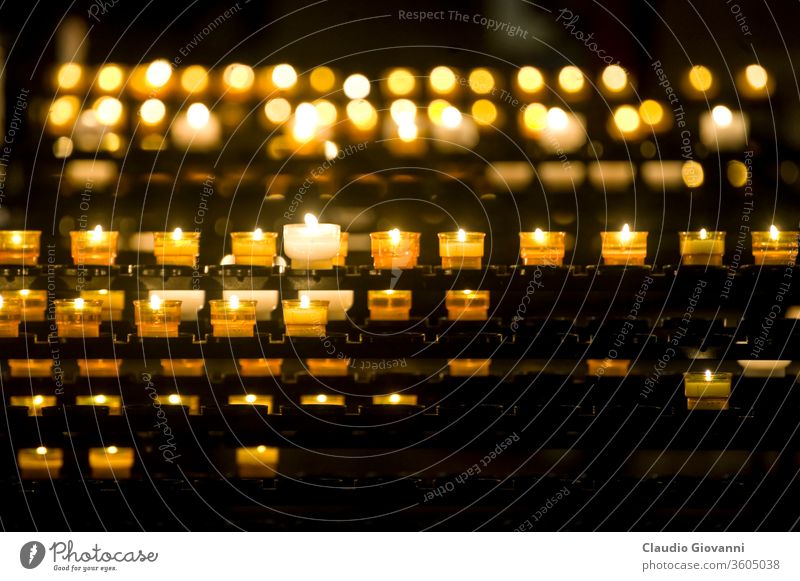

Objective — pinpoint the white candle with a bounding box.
[283,213,341,269]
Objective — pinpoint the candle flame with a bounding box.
[462,289,473,296]
[316,394,328,403]
[149,294,162,310]
[0,296,4,308]
[385,289,395,295]
[91,224,103,240]
[98,289,108,295]
[95,394,107,404]
[704,369,712,381]
[19,289,30,297]
[107,445,118,455]
[171,227,183,241]
[534,228,545,243]
[457,228,467,242]
[36,446,47,455]
[620,223,631,243]
[389,393,401,404]
[229,294,240,310]
[11,233,21,245]
[168,394,181,404]
[770,224,779,240]
[253,228,263,241]
[699,228,708,240]
[304,213,319,227]
[74,298,85,309]
[245,394,257,403]
[257,444,267,453]
[300,295,311,308]
[388,228,401,245]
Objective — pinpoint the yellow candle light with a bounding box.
[679,229,726,266]
[333,232,349,267]
[519,229,566,266]
[3,289,47,322]
[300,393,346,405]
[163,392,201,413]
[230,228,278,266]
[438,229,485,269]
[306,358,350,377]
[18,447,63,479]
[209,295,257,337]
[282,296,329,337]
[238,358,283,377]
[367,289,412,321]
[283,214,341,270]
[134,295,182,337]
[0,296,22,337]
[684,369,732,411]
[70,225,119,265]
[600,224,648,265]
[80,289,125,321]
[587,359,630,377]
[373,393,418,405]
[77,359,122,377]
[160,359,204,378]
[9,395,56,416]
[89,446,134,479]
[751,225,799,265]
[236,446,279,478]
[370,229,421,269]
[0,230,41,264]
[153,228,200,266]
[54,298,103,337]
[445,289,490,321]
[448,358,491,377]
[9,359,52,377]
[75,394,123,415]
[229,394,273,409]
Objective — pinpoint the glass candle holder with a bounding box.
[229,394,273,409]
[736,359,791,378]
[306,358,350,377]
[282,215,341,270]
[0,296,22,337]
[445,290,490,321]
[80,289,125,321]
[209,297,257,337]
[70,226,119,265]
[0,230,41,264]
[54,298,103,337]
[9,395,56,416]
[18,447,63,479]
[519,230,567,266]
[368,290,412,321]
[3,289,47,322]
[751,228,800,265]
[75,394,123,415]
[438,230,485,269]
[373,393,418,405]
[684,370,732,410]
[163,393,201,413]
[239,358,283,377]
[153,228,200,266]
[300,393,346,405]
[161,359,204,378]
[586,359,630,377]
[9,359,52,377]
[282,298,329,337]
[601,225,648,265]
[448,358,491,377]
[332,232,349,267]
[236,446,279,478]
[231,229,278,266]
[370,229,421,269]
[89,446,134,479]
[134,297,182,337]
[679,230,725,266]
[77,359,122,377]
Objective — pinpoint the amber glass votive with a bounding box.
[3,289,47,322]
[438,230,485,269]
[373,393,418,405]
[684,370,732,411]
[368,290,412,321]
[445,290,490,321]
[587,359,630,377]
[161,359,204,377]
[77,359,122,377]
[134,297,182,337]
[370,230,421,269]
[229,394,273,409]
[54,298,103,337]
[70,227,119,265]
[301,393,346,405]
[519,230,566,266]
[89,446,134,479]
[332,232,349,267]
[307,358,350,376]
[679,230,725,266]
[0,297,22,337]
[9,395,56,416]
[238,359,283,377]
[9,359,51,377]
[18,447,63,479]
[231,230,278,266]
[448,358,491,377]
[0,230,40,264]
[210,297,257,337]
[283,298,328,337]
[80,289,125,321]
[751,228,799,265]
[236,446,279,477]
[75,394,123,414]
[153,229,200,266]
[601,226,648,265]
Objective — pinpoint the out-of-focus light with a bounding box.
[94,97,123,126]
[468,68,494,94]
[387,68,415,95]
[390,99,417,125]
[522,103,548,132]
[168,394,182,405]
[639,100,664,126]
[186,103,210,129]
[688,65,713,92]
[558,66,584,93]
[427,99,450,125]
[101,133,121,152]
[310,66,335,92]
[57,63,82,90]
[223,63,254,91]
[264,98,292,123]
[744,64,768,89]
[343,74,371,99]
[272,64,297,89]
[429,66,456,94]
[314,100,337,126]
[601,65,628,92]
[471,99,497,126]
[145,60,172,88]
[324,141,338,160]
[682,160,704,188]
[517,66,544,93]
[181,65,208,93]
[441,106,462,128]
[139,98,166,125]
[727,160,748,187]
[711,105,733,127]
[613,105,640,133]
[49,96,80,126]
[53,137,74,158]
[397,122,418,142]
[292,102,319,141]
[346,99,377,130]
[547,107,569,131]
[97,65,123,92]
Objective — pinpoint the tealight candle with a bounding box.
[333,232,349,267]
[75,394,123,414]
[70,225,119,265]
[736,359,791,378]
[300,393,346,405]
[236,446,279,477]
[54,298,103,337]
[370,229,421,269]
[0,296,22,337]
[18,447,63,479]
[9,359,52,377]
[80,289,125,321]
[282,297,329,337]
[751,225,799,265]
[367,289,412,321]
[89,446,134,479]
[373,393,418,405]
[209,296,257,337]
[134,295,182,337]
[679,229,725,266]
[601,224,648,265]
[77,359,122,377]
[153,228,200,266]
[438,229,485,269]
[160,359,204,378]
[0,230,41,264]
[445,289,490,321]
[229,394,273,409]
[163,392,201,413]
[230,228,278,266]
[306,358,350,377]
[2,289,47,322]
[448,358,491,377]
[283,213,341,270]
[9,395,56,416]
[519,229,566,266]
[238,358,283,377]
[587,359,630,377]
[683,370,732,410]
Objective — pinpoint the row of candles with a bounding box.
[2,218,799,269]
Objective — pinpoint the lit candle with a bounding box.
[163,392,201,413]
[70,225,119,265]
[600,224,648,265]
[367,289,412,321]
[445,289,490,321]
[238,358,283,377]
[209,295,257,337]
[370,229,421,269]
[333,232,349,267]
[230,228,278,266]
[438,228,485,269]
[282,296,329,337]
[519,229,566,266]
[297,290,353,321]
[448,359,491,377]
[683,369,732,410]
[77,359,122,377]
[153,228,200,266]
[89,446,134,479]
[282,213,341,270]
[306,358,350,377]
[80,289,125,321]
[160,359,204,378]
[0,296,22,337]
[18,447,63,479]
[751,225,799,265]
[170,103,222,150]
[300,393,346,405]
[586,359,630,377]
[54,298,103,337]
[3,289,47,322]
[679,229,725,266]
[236,446,279,478]
[229,394,273,409]
[9,394,56,416]
[373,393,418,405]
[8,359,51,377]
[134,295,182,337]
[0,230,41,264]
[75,394,123,415]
